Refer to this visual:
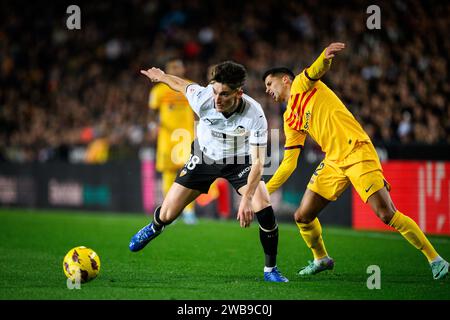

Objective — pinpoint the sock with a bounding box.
[431,256,443,264]
[256,206,278,268]
[296,218,329,260]
[264,266,275,272]
[314,256,331,265]
[388,210,439,262]
[153,206,171,232]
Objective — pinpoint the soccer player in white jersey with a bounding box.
[129,61,288,282]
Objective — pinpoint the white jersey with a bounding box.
[185,84,268,161]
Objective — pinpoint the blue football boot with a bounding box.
[129,222,163,252]
[264,267,289,282]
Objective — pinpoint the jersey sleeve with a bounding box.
[306,48,331,80]
[265,118,306,194]
[249,112,268,147]
[294,48,331,93]
[185,83,210,115]
[284,116,307,149]
[265,148,301,194]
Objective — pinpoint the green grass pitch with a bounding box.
[0,208,449,300]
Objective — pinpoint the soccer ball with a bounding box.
[63,246,101,283]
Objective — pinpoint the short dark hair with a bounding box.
[211,61,247,90]
[262,67,295,82]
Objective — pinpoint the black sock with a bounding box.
[255,206,278,268]
[152,206,170,232]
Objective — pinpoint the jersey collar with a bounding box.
[221,98,246,119]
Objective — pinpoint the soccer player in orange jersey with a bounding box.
[262,42,448,280]
[148,58,198,224]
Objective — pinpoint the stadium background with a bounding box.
[0,0,449,231]
[1,0,450,303]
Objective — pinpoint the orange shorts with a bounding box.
[307,142,391,203]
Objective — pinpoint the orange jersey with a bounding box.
[283,77,370,162]
[267,48,374,194]
[149,83,195,134]
[149,82,195,171]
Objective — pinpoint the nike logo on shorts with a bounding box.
[365,184,374,192]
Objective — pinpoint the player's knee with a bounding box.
[294,210,314,224]
[374,205,396,224]
[253,198,271,212]
[251,185,271,212]
[255,206,276,230]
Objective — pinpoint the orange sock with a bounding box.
[296,218,329,260]
[389,211,439,262]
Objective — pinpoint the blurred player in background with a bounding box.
[148,57,197,224]
[130,61,289,282]
[263,42,449,280]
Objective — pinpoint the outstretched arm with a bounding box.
[266,148,301,194]
[266,124,307,194]
[140,67,191,94]
[297,42,346,92]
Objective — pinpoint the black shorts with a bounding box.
[175,140,260,194]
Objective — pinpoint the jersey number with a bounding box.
[186,155,200,170]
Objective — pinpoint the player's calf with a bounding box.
[256,206,289,283]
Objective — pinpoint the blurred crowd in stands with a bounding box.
[0,0,449,163]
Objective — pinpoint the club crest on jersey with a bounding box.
[304,111,311,130]
[234,126,246,135]
[179,169,187,177]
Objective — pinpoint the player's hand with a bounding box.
[237,196,254,228]
[324,42,346,59]
[140,67,165,82]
